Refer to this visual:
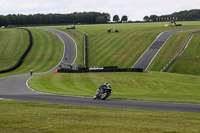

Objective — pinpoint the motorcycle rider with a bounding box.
[93,83,112,100]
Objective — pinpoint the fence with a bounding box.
[58,66,143,73]
[84,34,88,68]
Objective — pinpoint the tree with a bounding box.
[149,15,158,22]
[121,15,128,23]
[143,16,150,21]
[102,13,110,22]
[0,12,111,26]
[113,15,120,22]
[96,16,106,24]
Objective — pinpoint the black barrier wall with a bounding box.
[58,67,143,73]
[84,34,88,68]
[0,28,33,73]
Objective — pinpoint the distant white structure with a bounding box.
[2,26,5,29]
[164,24,169,27]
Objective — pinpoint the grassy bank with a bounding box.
[0,29,63,78]
[0,28,29,71]
[0,100,200,133]
[148,30,193,71]
[29,71,200,104]
[50,26,84,67]
[167,32,200,75]
[48,22,200,68]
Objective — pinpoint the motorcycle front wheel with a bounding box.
[100,93,108,100]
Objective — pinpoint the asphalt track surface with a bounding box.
[132,30,190,71]
[0,29,200,113]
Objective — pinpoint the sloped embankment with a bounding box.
[0,28,32,73]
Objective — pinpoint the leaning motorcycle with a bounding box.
[93,85,111,100]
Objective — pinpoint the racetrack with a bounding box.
[0,28,200,113]
[132,29,191,71]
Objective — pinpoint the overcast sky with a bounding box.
[0,0,199,21]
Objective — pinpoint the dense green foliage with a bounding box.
[113,15,120,22]
[0,28,63,78]
[29,71,200,104]
[0,12,110,26]
[162,9,200,21]
[144,9,200,21]
[0,29,29,71]
[1,100,200,133]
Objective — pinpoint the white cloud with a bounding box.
[0,0,199,20]
[20,2,39,9]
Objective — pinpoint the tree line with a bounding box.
[0,12,111,26]
[143,9,200,22]
[113,15,128,23]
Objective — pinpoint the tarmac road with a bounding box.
[44,28,77,71]
[132,30,190,71]
[0,29,200,113]
[0,94,200,113]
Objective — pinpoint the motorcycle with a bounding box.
[93,84,111,100]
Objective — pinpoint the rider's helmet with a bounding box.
[104,83,111,89]
[104,83,108,85]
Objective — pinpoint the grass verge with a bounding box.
[47,22,200,68]
[29,71,200,104]
[0,100,200,133]
[49,26,84,67]
[0,28,29,71]
[167,32,200,75]
[0,29,63,78]
[148,30,194,71]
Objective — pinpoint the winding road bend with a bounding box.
[132,30,190,71]
[0,29,200,113]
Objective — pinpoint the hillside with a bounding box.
[0,29,29,71]
[0,29,63,78]
[167,32,200,75]
[51,22,200,70]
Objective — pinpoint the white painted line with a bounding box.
[0,98,12,100]
[145,34,173,71]
[44,28,66,72]
[26,76,46,94]
[60,30,77,65]
[25,28,78,94]
[132,32,164,68]
[26,74,93,99]
[45,28,77,68]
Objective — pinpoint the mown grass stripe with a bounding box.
[0,29,29,71]
[29,71,200,104]
[166,32,200,75]
[148,31,193,71]
[0,28,63,78]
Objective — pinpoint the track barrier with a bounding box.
[84,34,88,68]
[58,66,143,73]
[161,30,200,72]
[0,28,33,73]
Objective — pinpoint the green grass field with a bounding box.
[167,32,200,75]
[49,21,200,69]
[0,100,200,133]
[29,71,200,104]
[147,30,194,71]
[0,28,63,78]
[0,28,29,71]
[28,22,200,104]
[1,22,200,132]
